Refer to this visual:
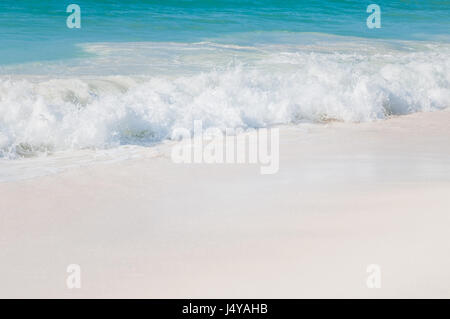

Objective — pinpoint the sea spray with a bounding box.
[0,39,449,158]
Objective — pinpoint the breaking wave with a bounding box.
[1,39,449,158]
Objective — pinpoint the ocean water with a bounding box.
[0,0,449,161]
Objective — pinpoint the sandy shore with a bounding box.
[1,110,450,298]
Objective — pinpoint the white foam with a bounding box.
[0,39,449,159]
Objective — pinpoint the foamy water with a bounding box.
[1,38,449,161]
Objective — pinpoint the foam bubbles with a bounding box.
[0,39,449,158]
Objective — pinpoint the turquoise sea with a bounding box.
[1,0,449,64]
[0,1,449,161]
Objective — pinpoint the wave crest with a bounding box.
[1,43,449,158]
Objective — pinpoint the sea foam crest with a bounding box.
[0,43,449,158]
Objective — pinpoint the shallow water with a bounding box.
[0,1,449,179]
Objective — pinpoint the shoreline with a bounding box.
[1,109,450,298]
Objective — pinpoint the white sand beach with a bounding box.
[1,109,450,298]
